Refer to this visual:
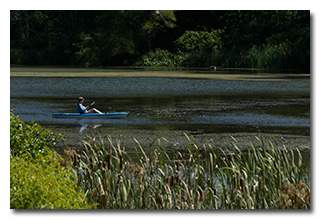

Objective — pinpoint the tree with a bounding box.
[10,10,309,70]
[175,29,224,66]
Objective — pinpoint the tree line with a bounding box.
[10,10,310,70]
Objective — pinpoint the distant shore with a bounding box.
[10,66,310,82]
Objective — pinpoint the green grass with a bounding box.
[74,133,310,209]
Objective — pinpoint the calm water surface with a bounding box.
[10,68,310,137]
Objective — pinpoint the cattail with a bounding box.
[119,154,123,170]
[89,157,94,169]
[259,177,264,191]
[201,190,206,201]
[240,178,244,191]
[176,162,180,184]
[167,176,171,187]
[167,175,175,187]
[232,173,236,191]
[107,154,111,170]
[176,173,180,184]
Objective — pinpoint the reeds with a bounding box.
[72,133,310,209]
[243,44,290,69]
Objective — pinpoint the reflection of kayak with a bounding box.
[52,112,128,119]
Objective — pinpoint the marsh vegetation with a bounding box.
[10,111,310,209]
[73,134,310,209]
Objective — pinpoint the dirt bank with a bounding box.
[50,125,310,156]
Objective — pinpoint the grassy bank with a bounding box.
[10,111,310,209]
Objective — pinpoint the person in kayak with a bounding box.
[77,97,103,114]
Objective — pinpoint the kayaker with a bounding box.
[77,97,103,114]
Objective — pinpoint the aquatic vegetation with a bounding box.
[74,134,310,209]
[243,43,291,69]
[277,181,310,209]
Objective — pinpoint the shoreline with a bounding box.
[50,125,310,156]
[10,67,310,82]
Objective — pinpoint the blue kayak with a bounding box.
[52,112,128,119]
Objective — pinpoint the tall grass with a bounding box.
[72,133,310,209]
[243,43,291,70]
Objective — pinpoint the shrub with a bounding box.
[10,110,63,159]
[10,152,91,209]
[134,48,184,67]
[10,110,90,209]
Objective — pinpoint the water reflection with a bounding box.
[77,120,102,133]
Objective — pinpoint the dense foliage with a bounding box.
[10,110,63,159]
[10,153,90,209]
[10,10,310,70]
[10,111,90,209]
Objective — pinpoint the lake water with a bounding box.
[10,67,310,151]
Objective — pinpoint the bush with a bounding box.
[10,152,90,209]
[134,48,184,67]
[10,110,90,209]
[10,110,63,159]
